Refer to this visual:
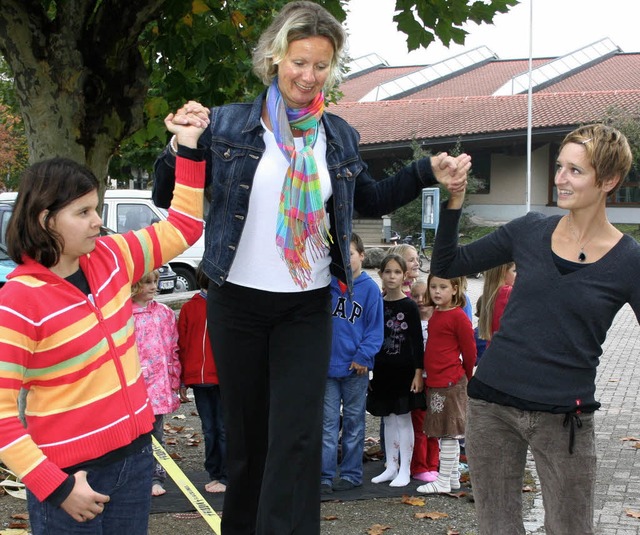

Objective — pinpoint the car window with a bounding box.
[116,204,159,233]
[0,205,13,246]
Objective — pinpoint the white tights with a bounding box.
[371,413,414,487]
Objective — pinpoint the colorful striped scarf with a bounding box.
[267,78,332,288]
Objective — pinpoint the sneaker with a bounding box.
[333,478,356,491]
[320,483,333,495]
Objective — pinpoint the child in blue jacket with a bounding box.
[321,233,384,493]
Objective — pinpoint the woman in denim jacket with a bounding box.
[153,3,469,533]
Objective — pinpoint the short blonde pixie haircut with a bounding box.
[252,0,347,90]
[559,124,633,196]
[131,270,160,299]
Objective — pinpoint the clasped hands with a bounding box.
[164,100,210,149]
[430,152,472,197]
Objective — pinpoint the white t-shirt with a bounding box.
[226,122,333,292]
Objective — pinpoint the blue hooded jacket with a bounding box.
[328,272,384,378]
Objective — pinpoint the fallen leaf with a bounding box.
[446,491,467,498]
[621,437,640,442]
[172,414,186,420]
[367,524,391,534]
[633,443,640,450]
[447,529,460,535]
[522,485,534,493]
[0,530,29,535]
[169,452,183,460]
[165,438,178,446]
[8,523,27,530]
[10,514,28,520]
[322,515,338,521]
[415,511,449,520]
[401,495,425,506]
[626,509,640,518]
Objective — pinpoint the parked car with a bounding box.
[0,243,17,289]
[99,190,204,292]
[0,193,177,293]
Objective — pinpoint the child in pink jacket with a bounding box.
[132,270,181,496]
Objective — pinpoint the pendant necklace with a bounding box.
[567,215,600,262]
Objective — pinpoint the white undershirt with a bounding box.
[226,121,333,292]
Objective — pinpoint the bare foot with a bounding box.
[152,483,166,496]
[204,480,218,492]
[205,481,226,493]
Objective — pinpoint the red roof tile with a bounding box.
[331,52,640,145]
[328,91,640,145]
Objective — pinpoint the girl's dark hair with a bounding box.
[6,157,99,267]
[379,253,407,273]
[195,261,210,290]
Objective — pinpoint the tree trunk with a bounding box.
[0,0,165,184]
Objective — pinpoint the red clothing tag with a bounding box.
[338,280,348,294]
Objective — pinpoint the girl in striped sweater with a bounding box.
[0,113,207,533]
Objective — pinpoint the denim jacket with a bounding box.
[153,91,438,291]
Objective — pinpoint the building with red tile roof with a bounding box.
[330,38,640,230]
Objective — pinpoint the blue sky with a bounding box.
[345,0,638,65]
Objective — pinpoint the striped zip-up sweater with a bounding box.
[0,157,204,501]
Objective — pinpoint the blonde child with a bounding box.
[418,274,476,494]
[478,262,517,344]
[132,271,181,497]
[388,243,420,296]
[409,280,440,482]
[367,254,425,487]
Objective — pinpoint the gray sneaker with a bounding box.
[320,483,333,495]
[333,478,356,491]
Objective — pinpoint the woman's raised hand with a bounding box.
[164,100,210,149]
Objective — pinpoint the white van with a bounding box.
[101,190,204,292]
[0,190,204,292]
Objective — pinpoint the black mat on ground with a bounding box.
[150,461,420,514]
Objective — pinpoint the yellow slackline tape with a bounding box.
[152,435,221,533]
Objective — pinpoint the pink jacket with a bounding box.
[132,300,181,415]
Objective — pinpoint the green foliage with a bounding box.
[0,58,28,189]
[601,105,640,178]
[395,0,519,50]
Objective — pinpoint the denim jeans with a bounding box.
[27,443,153,535]
[193,384,227,484]
[321,373,369,486]
[466,398,596,535]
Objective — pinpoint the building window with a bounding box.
[471,152,491,194]
[609,166,640,205]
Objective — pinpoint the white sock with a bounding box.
[417,438,458,494]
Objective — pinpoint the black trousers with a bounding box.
[207,281,332,535]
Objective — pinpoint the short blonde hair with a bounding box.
[252,1,347,89]
[559,124,632,196]
[131,270,159,298]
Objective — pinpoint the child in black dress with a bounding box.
[367,254,425,487]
